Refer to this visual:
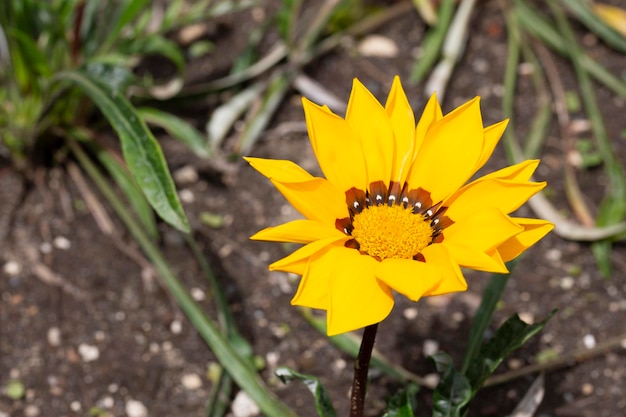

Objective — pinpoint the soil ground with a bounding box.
[1,1,626,417]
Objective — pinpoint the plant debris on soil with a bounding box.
[1,2,626,417]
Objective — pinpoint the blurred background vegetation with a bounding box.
[1,0,625,416]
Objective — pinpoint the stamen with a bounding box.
[339,182,452,259]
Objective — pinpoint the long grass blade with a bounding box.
[549,0,626,276]
[69,141,297,417]
[56,68,190,233]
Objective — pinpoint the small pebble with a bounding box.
[179,189,195,203]
[403,307,418,320]
[125,399,148,417]
[508,358,523,370]
[231,391,260,417]
[357,35,399,58]
[39,242,53,254]
[280,205,293,216]
[99,396,114,408]
[47,327,61,347]
[583,334,596,349]
[518,312,534,324]
[3,261,21,276]
[581,382,594,395]
[178,23,207,44]
[560,276,575,290]
[173,166,199,185]
[452,311,464,323]
[333,358,347,372]
[265,352,280,368]
[181,373,202,390]
[570,119,591,134]
[518,62,535,76]
[78,343,100,362]
[472,58,489,74]
[70,401,81,412]
[190,287,205,301]
[170,320,183,335]
[544,248,562,262]
[423,340,439,357]
[423,373,440,387]
[218,244,233,258]
[53,236,71,250]
[24,405,40,417]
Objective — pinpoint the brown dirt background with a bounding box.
[1,1,626,417]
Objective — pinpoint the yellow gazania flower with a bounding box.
[246,77,554,336]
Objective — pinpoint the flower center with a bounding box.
[351,205,433,260]
[335,181,453,261]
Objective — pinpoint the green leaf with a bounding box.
[94,145,159,240]
[137,107,211,158]
[70,141,296,417]
[560,0,626,54]
[461,263,515,374]
[235,73,291,155]
[514,0,626,99]
[7,27,52,90]
[431,354,471,417]
[6,380,25,400]
[465,311,556,393]
[410,0,455,84]
[83,61,135,94]
[383,384,419,417]
[56,68,190,233]
[99,0,152,53]
[124,34,185,74]
[65,126,159,240]
[299,308,429,386]
[276,366,336,417]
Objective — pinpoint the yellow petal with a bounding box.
[443,242,509,273]
[269,236,346,273]
[245,157,314,183]
[272,177,347,224]
[474,119,508,172]
[345,79,394,184]
[593,3,626,37]
[421,244,468,296]
[375,257,441,301]
[498,218,554,262]
[445,178,546,221]
[415,93,442,153]
[327,251,393,335]
[444,207,524,252]
[385,76,416,184]
[246,157,347,225]
[291,263,329,309]
[407,97,485,202]
[303,97,367,192]
[251,219,344,244]
[291,246,353,310]
[479,159,540,182]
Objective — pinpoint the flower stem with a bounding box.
[350,323,379,417]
